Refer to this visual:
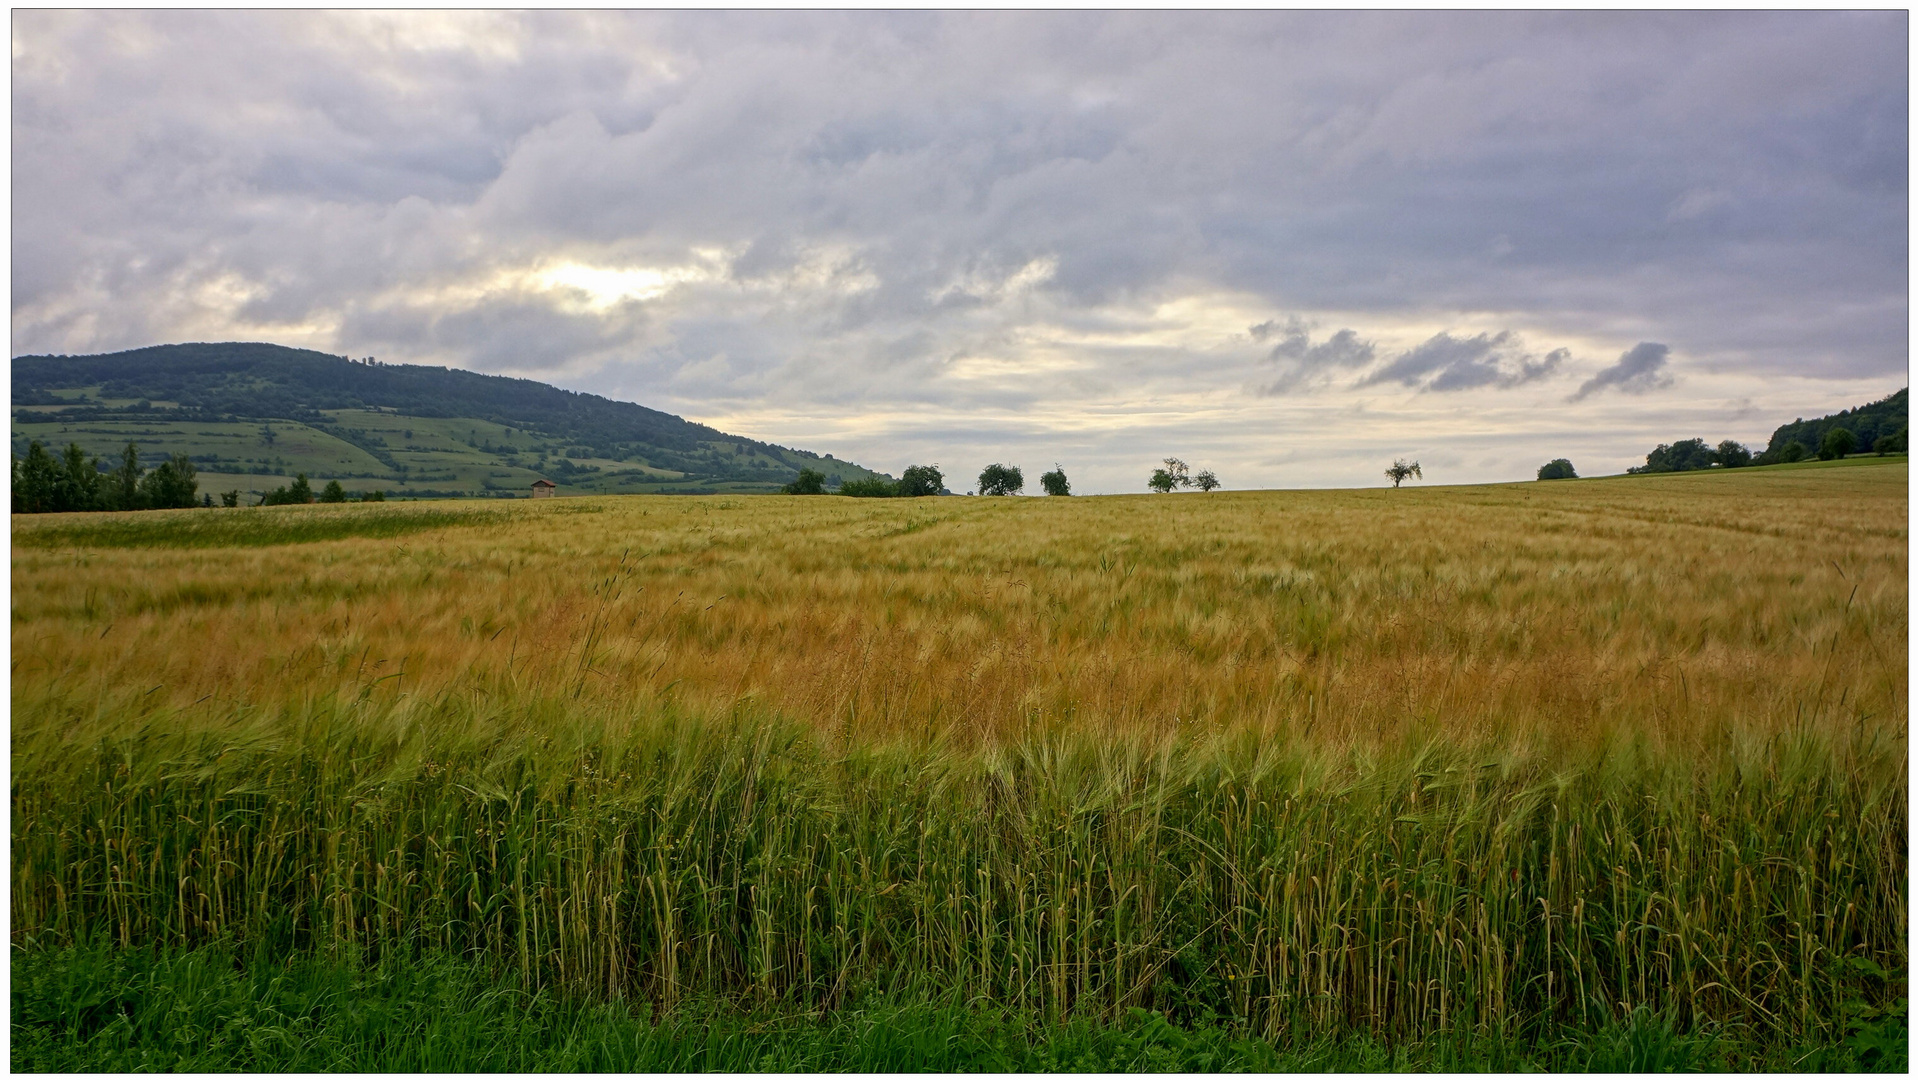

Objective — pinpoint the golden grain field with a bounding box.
[10,461,1907,1043]
[13,461,1906,748]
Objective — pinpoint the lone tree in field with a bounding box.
[1537,458,1577,480]
[1193,469,1220,492]
[1385,459,1422,488]
[1819,427,1856,461]
[978,463,1024,495]
[1040,465,1070,496]
[783,468,827,495]
[319,480,348,503]
[1149,457,1190,493]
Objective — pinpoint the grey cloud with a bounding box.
[1571,342,1674,400]
[728,235,802,282]
[1299,330,1378,369]
[7,11,1906,488]
[1523,349,1570,382]
[16,12,1906,376]
[1363,331,1567,392]
[1255,318,1377,395]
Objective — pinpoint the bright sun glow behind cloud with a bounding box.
[534,260,722,310]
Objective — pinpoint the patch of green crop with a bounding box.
[14,943,1895,1073]
[11,505,507,550]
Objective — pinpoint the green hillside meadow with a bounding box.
[10,342,893,500]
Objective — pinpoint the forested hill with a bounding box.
[11,342,892,498]
[1765,388,1907,458]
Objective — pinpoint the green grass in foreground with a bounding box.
[13,943,1905,1073]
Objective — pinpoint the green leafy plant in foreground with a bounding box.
[13,943,1902,1073]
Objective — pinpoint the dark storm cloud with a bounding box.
[9,11,1907,489]
[1363,331,1568,393]
[1571,342,1674,401]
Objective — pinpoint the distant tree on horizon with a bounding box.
[978,463,1023,496]
[1040,465,1070,496]
[111,443,143,510]
[1193,469,1220,492]
[839,477,897,497]
[898,464,944,497]
[61,442,103,510]
[13,441,61,513]
[1385,459,1422,488]
[261,473,315,506]
[137,453,198,509]
[1714,440,1752,468]
[1537,458,1577,480]
[1628,439,1715,474]
[1149,458,1190,493]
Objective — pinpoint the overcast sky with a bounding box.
[12,10,1908,492]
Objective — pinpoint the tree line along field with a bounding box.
[10,460,1907,1068]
